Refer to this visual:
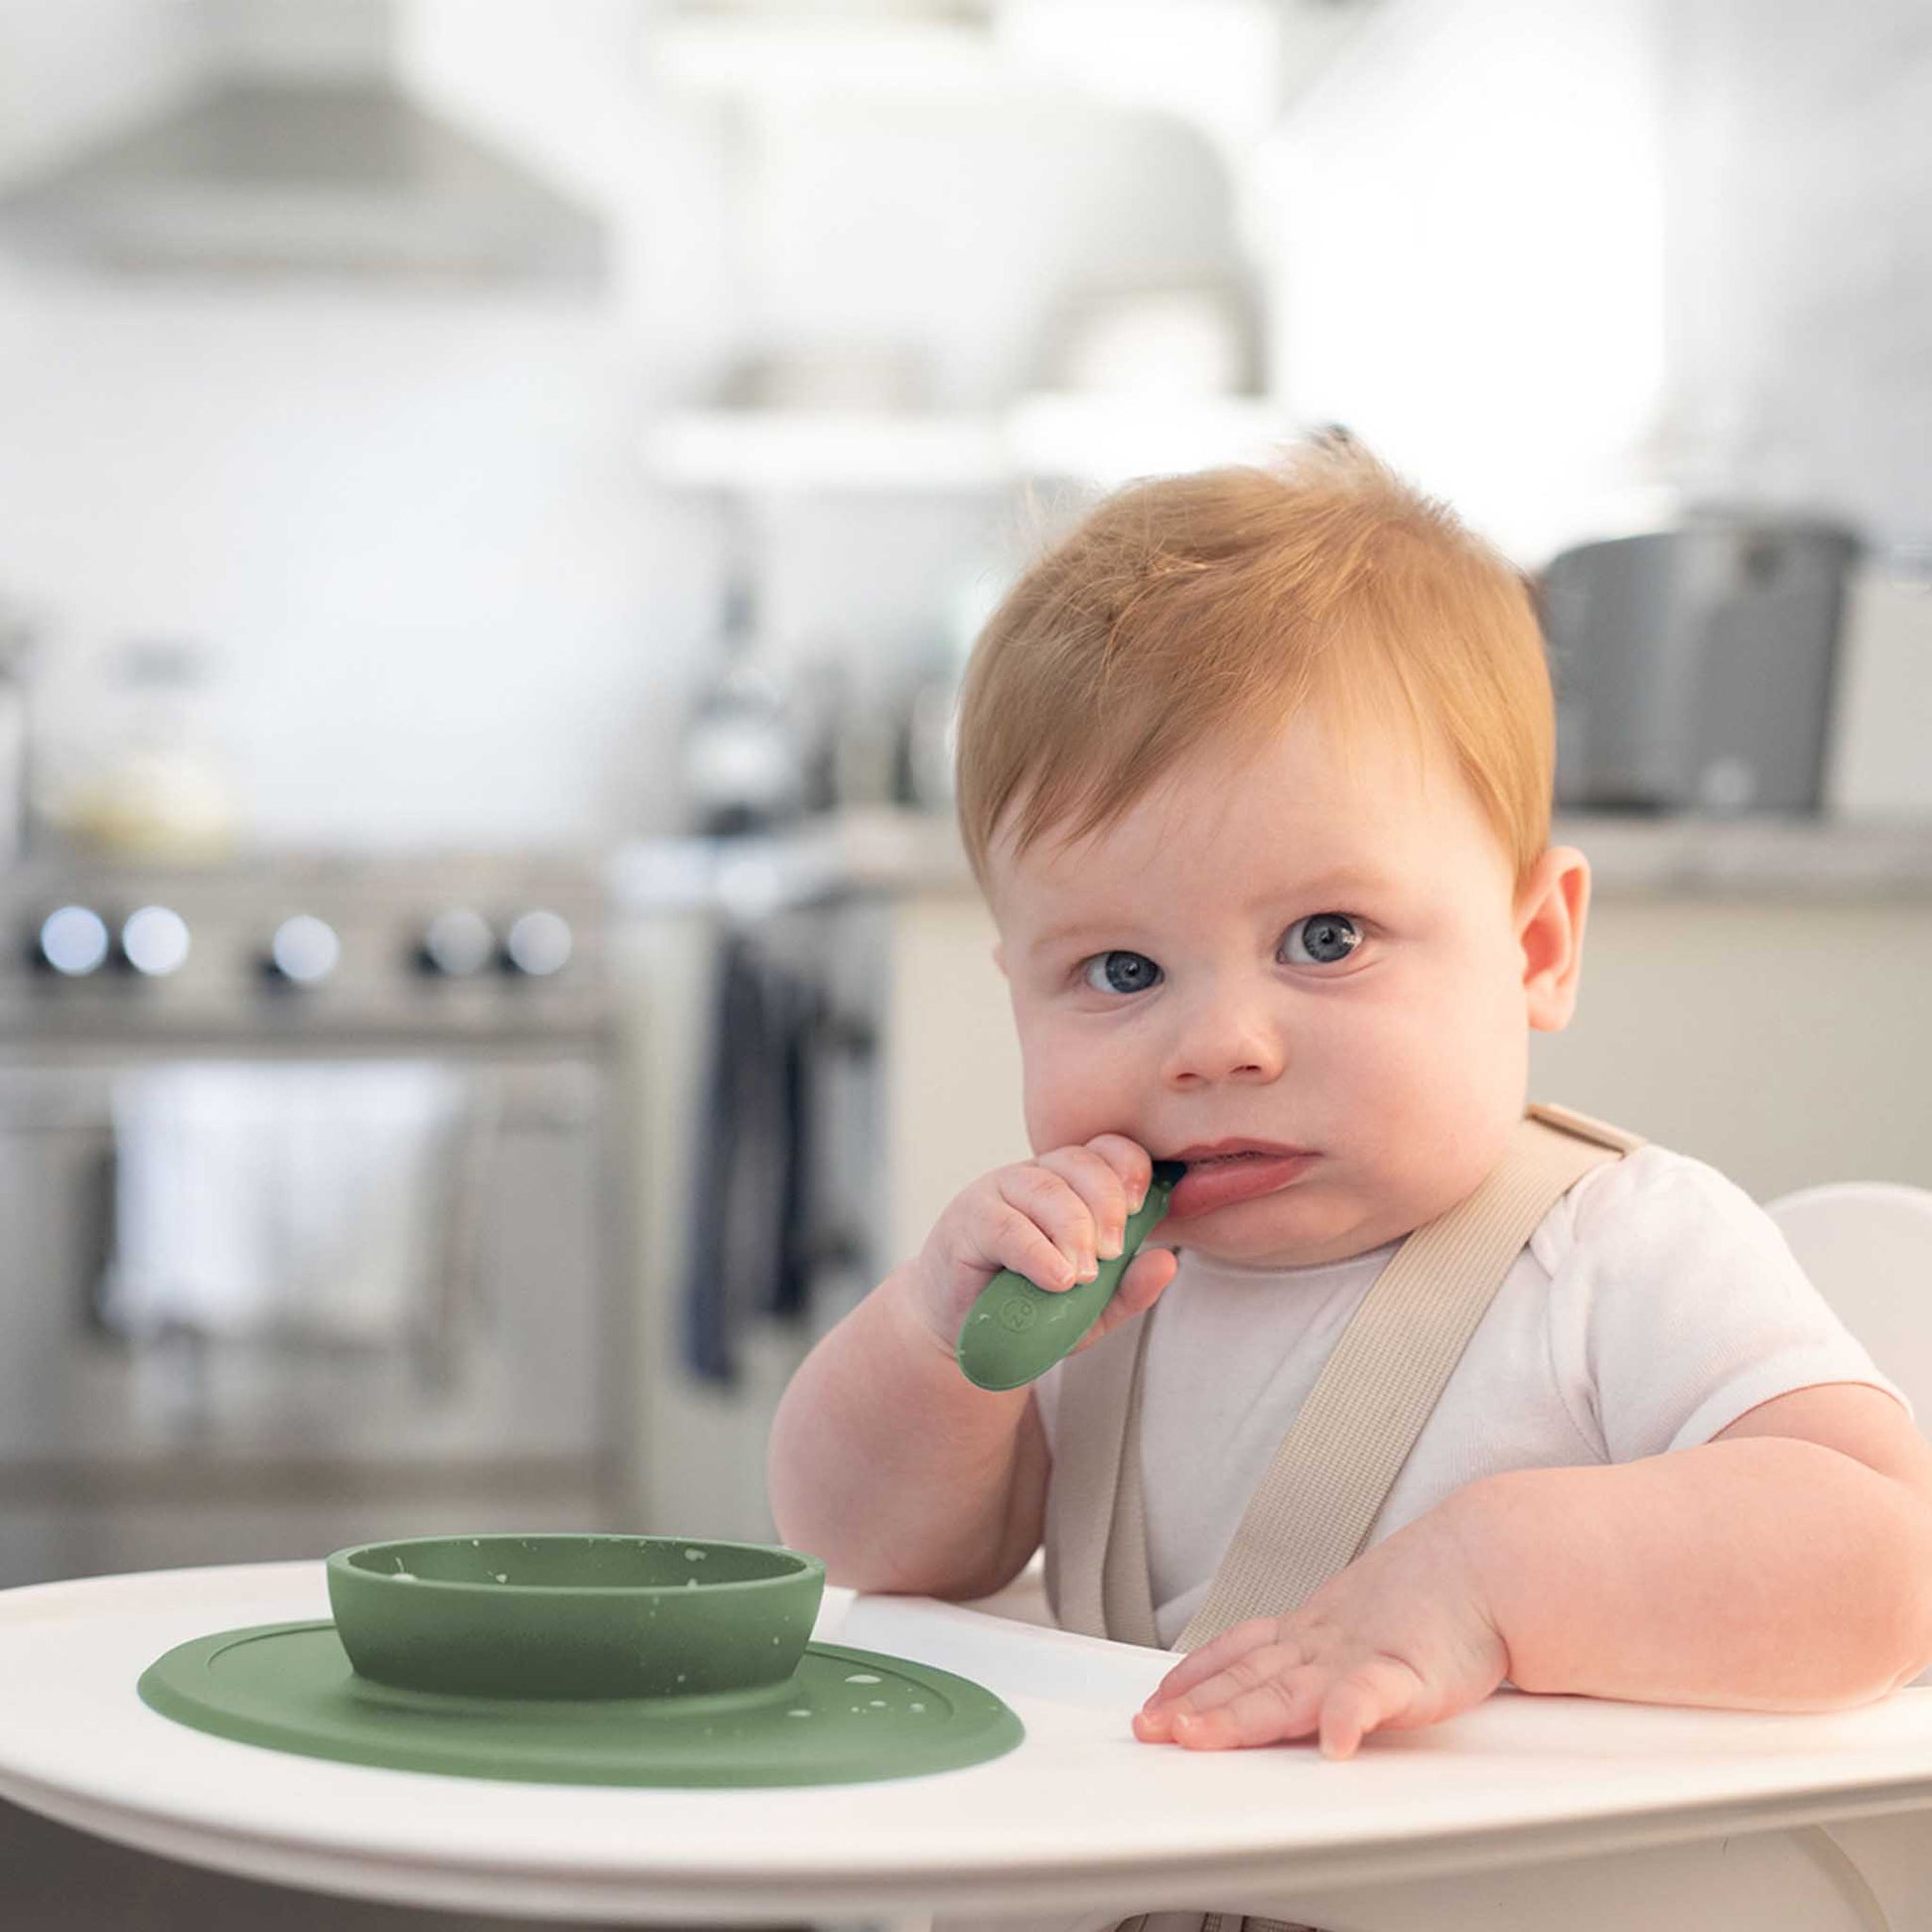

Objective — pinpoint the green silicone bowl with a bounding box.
[324,1534,826,1701]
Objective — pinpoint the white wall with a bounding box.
[0,287,726,846]
[1658,0,1932,549]
[0,0,1250,852]
[0,0,729,848]
[1255,0,1932,570]
[1253,0,1670,567]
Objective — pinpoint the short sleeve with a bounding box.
[1545,1145,1912,1462]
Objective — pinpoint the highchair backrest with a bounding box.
[1765,1179,1932,1430]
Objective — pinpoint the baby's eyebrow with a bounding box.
[1025,917,1128,956]
[1025,865,1396,955]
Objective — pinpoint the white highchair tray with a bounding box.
[2,1561,1932,1926]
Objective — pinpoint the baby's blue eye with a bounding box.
[1083,950,1161,996]
[1285,912,1363,966]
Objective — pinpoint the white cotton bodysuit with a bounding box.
[1031,1142,1914,1651]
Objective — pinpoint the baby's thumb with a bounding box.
[1093,1245,1177,1334]
[1066,1247,1180,1357]
[1125,1244,1179,1307]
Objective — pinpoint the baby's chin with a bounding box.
[1164,1188,1403,1271]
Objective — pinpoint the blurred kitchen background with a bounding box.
[0,0,1929,1605]
[2,0,1931,1921]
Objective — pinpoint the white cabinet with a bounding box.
[1531,894,1932,1200]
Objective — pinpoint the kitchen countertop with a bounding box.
[609,807,1932,914]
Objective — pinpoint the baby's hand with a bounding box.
[899,1133,1181,1364]
[1132,1499,1510,1759]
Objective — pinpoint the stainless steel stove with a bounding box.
[1,852,608,1037]
[0,852,632,1589]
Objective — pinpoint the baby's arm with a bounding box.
[1136,1381,1932,1758]
[768,1133,1178,1598]
[766,1260,1045,1599]
[1471,1382,1932,1707]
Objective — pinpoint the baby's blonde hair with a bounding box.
[955,435,1554,902]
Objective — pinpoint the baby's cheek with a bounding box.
[1021,1036,1128,1151]
[1307,1024,1457,1173]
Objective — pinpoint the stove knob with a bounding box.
[34,905,111,977]
[264,914,341,986]
[415,907,494,978]
[500,909,573,978]
[119,904,193,978]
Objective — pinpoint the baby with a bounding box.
[766,437,1932,1763]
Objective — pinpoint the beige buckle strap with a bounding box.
[1075,1106,1644,1932]
[1045,1309,1160,1643]
[1173,1107,1638,1648]
[1046,1104,1643,1649]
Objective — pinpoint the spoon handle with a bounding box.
[955,1162,1185,1391]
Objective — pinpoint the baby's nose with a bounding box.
[1160,1002,1287,1087]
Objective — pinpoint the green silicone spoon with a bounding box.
[956,1161,1185,1391]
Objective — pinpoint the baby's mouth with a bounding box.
[1164,1147,1317,1217]
[1164,1140,1314,1166]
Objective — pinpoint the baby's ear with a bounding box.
[1519,845,1588,1031]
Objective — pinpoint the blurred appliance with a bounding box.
[52,638,239,864]
[679,568,817,837]
[0,854,629,1589]
[895,665,960,813]
[1541,512,1860,814]
[678,896,881,1390]
[0,0,604,286]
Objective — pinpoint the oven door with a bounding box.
[0,1050,611,1473]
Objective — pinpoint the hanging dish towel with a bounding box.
[681,926,819,1385]
[99,1061,471,1348]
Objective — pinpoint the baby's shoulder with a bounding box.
[1529,1139,1787,1284]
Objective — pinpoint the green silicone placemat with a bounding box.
[139,1621,1025,1788]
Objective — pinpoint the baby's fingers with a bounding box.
[1110,1245,1177,1318]
[991,1168,1100,1289]
[1142,1616,1281,1707]
[1143,1662,1327,1750]
[1134,1625,1303,1742]
[1315,1657,1429,1759]
[1081,1133,1157,1211]
[1070,1246,1178,1353]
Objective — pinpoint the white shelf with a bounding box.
[1005,391,1291,486]
[642,409,1006,492]
[640,393,1292,493]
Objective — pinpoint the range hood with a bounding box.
[0,0,605,287]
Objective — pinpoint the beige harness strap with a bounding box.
[1045,1291,1160,1644]
[1046,1103,1645,1648]
[1173,1103,1642,1647]
[1048,1103,1645,1932]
